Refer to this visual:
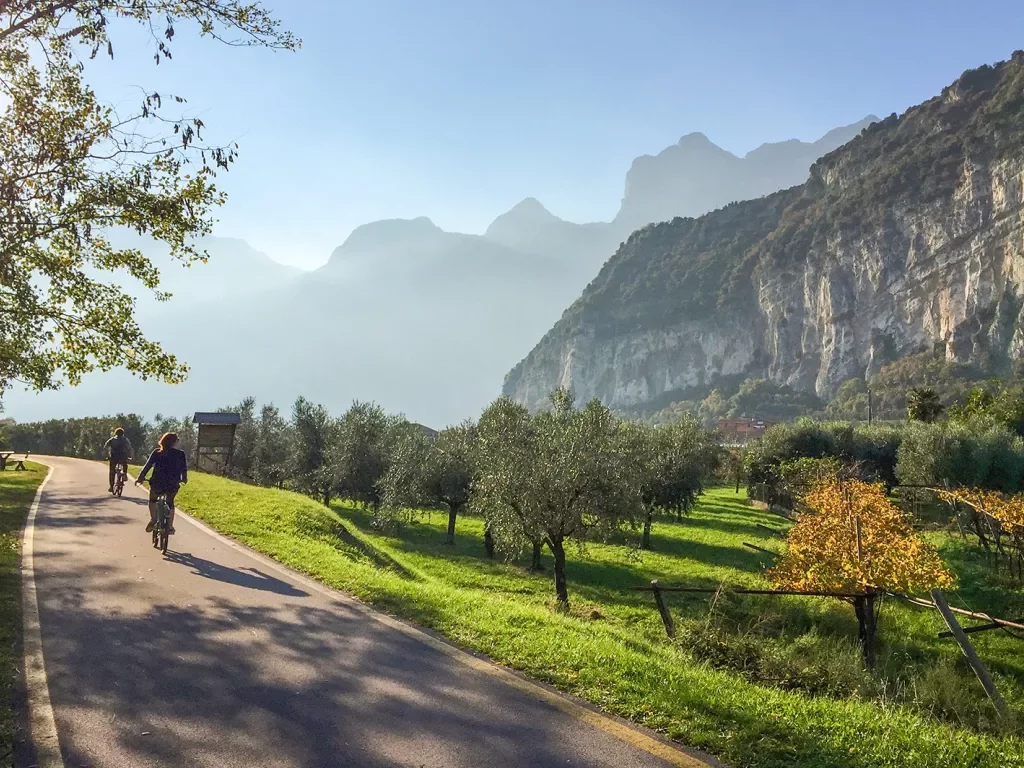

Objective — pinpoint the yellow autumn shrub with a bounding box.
[771,479,953,594]
[939,488,1024,530]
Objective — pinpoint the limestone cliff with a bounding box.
[504,54,1024,413]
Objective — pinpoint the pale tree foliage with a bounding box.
[222,396,256,478]
[472,395,546,566]
[474,390,643,608]
[290,396,334,505]
[253,403,290,488]
[331,401,402,515]
[381,421,476,544]
[0,2,297,396]
[147,411,194,456]
[379,424,433,521]
[625,415,719,550]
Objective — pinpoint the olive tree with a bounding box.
[473,396,548,569]
[332,401,401,514]
[475,390,642,608]
[628,416,718,550]
[0,2,297,398]
[253,404,290,488]
[290,397,335,505]
[223,397,257,479]
[381,422,476,544]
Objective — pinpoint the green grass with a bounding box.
[0,462,46,764]
[169,474,1024,768]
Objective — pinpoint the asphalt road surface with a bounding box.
[22,456,710,768]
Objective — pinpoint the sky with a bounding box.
[85,0,1024,269]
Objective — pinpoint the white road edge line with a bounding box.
[20,463,64,768]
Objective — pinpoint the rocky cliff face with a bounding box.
[504,54,1024,413]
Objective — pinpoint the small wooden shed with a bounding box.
[193,412,241,474]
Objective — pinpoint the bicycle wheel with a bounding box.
[157,498,170,553]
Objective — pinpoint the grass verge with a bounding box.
[0,463,46,766]
[170,473,1024,768]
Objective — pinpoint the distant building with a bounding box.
[715,417,777,443]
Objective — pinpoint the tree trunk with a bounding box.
[641,510,653,550]
[853,593,877,669]
[483,524,495,558]
[322,488,332,507]
[530,538,544,571]
[675,506,682,523]
[549,536,569,609]
[973,512,991,550]
[445,505,458,545]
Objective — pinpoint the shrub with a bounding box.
[896,420,1024,492]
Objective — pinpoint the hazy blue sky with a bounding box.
[87,0,1024,268]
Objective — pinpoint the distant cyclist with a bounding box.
[104,427,134,493]
[135,432,188,535]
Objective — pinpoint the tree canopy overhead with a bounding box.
[0,1,297,398]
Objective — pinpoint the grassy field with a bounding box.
[169,473,1024,768]
[0,463,46,765]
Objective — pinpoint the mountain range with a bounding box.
[504,54,1024,418]
[6,116,876,426]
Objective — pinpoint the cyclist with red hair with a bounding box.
[136,432,188,534]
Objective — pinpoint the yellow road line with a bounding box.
[21,464,64,768]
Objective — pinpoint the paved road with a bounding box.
[23,456,707,768]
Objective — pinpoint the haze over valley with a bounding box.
[7,119,875,426]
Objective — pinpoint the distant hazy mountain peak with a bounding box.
[330,216,444,261]
[510,196,557,218]
[676,131,716,147]
[485,197,563,242]
[614,116,880,233]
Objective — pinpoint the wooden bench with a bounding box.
[0,452,29,471]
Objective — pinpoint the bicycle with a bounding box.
[152,491,171,554]
[112,463,127,497]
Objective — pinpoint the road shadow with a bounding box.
[25,559,740,768]
[162,550,310,597]
[36,513,136,530]
[26,548,866,768]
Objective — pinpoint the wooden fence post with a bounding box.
[651,580,675,639]
[931,589,1007,718]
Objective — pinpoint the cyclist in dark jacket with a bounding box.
[104,428,134,492]
[136,432,188,534]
